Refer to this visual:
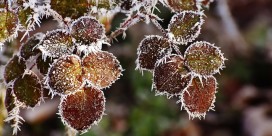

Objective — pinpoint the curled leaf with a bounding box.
[19,33,44,60]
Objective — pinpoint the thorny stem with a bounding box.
[151,18,167,37]
[109,7,167,42]
[109,14,141,42]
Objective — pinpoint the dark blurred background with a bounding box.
[1,0,272,136]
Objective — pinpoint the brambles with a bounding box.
[135,0,225,119]
[1,0,226,135]
[59,86,105,132]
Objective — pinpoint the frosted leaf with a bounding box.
[184,41,226,76]
[5,87,16,112]
[0,9,19,43]
[36,55,53,75]
[13,71,42,107]
[19,33,44,60]
[70,16,106,46]
[153,54,191,96]
[181,76,216,119]
[59,86,105,132]
[47,55,83,96]
[17,7,34,29]
[82,51,122,89]
[168,11,204,45]
[136,35,172,72]
[4,55,26,84]
[50,0,90,19]
[165,0,200,12]
[39,29,74,58]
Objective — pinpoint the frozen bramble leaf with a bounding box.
[153,54,191,96]
[5,87,16,112]
[71,16,105,45]
[17,7,34,29]
[0,9,19,43]
[59,86,105,132]
[39,30,74,58]
[19,33,44,60]
[184,41,225,76]
[36,55,53,75]
[47,55,83,96]
[181,76,216,119]
[165,0,199,12]
[168,11,204,45]
[50,0,90,19]
[82,51,122,89]
[13,71,42,107]
[4,55,26,83]
[136,35,172,71]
